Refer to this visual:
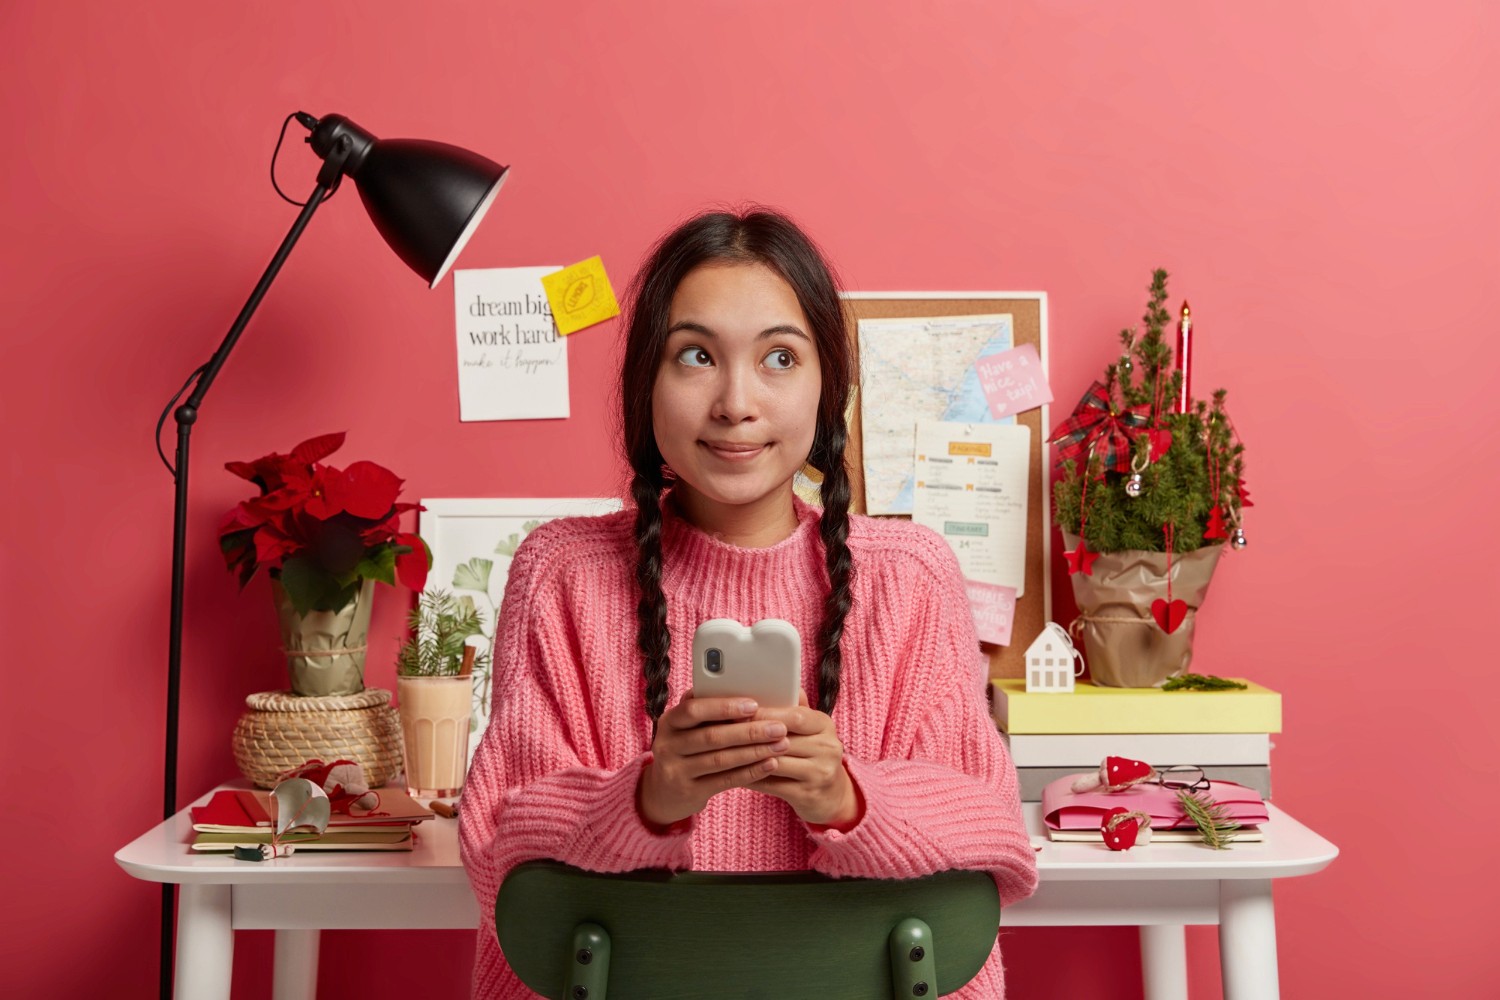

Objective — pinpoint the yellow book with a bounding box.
[991,679,1281,735]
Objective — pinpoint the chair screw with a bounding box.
[913,983,929,997]
[576,949,592,965]
[909,946,925,962]
[572,987,588,1000]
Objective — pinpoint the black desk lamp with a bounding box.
[155,111,507,998]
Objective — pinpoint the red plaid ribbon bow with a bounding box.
[1048,380,1151,473]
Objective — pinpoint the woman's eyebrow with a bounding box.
[666,320,811,343]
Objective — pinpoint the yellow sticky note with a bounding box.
[540,256,620,336]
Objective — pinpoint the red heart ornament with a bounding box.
[1151,598,1188,633]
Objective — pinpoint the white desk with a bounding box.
[117,790,1336,1000]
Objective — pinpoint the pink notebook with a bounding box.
[1042,776,1268,831]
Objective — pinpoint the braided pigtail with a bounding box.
[812,427,854,714]
[631,470,672,726]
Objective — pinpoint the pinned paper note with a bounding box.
[966,580,1016,646]
[454,267,569,421]
[975,344,1052,419]
[541,256,620,336]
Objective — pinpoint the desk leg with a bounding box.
[176,884,233,1000]
[1219,879,1279,1000]
[1139,925,1188,1000]
[273,929,321,1000]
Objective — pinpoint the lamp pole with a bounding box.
[160,177,333,999]
[154,114,504,999]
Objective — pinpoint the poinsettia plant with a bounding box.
[218,432,430,615]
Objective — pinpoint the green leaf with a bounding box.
[349,546,397,587]
[494,533,522,558]
[453,557,493,592]
[279,556,331,615]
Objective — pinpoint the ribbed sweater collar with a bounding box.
[659,492,827,610]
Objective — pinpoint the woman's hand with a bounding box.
[638,691,792,828]
[748,692,862,830]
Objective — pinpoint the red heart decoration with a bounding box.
[1101,807,1140,851]
[1151,598,1188,633]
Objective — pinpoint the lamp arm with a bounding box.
[158,176,332,1000]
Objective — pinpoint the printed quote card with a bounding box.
[454,267,568,421]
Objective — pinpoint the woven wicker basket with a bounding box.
[232,688,404,789]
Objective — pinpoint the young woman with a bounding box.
[460,209,1038,997]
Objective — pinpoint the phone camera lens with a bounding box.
[705,648,723,674]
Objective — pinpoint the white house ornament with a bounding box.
[1024,623,1085,693]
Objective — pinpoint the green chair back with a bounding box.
[496,861,1000,999]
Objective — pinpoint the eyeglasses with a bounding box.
[1154,765,1210,792]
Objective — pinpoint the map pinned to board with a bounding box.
[857,314,1017,514]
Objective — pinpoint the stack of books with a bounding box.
[991,678,1281,802]
[188,786,437,853]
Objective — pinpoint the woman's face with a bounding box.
[652,262,822,516]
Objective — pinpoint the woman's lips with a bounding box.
[701,441,769,462]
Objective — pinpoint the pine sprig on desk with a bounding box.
[1162,673,1248,691]
[1177,789,1240,850]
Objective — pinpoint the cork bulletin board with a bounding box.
[841,293,1051,681]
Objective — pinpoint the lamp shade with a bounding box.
[351,139,509,288]
[307,114,508,288]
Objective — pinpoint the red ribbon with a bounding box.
[1048,381,1152,474]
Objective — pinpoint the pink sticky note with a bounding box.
[965,581,1017,646]
[975,344,1053,419]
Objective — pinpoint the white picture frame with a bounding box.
[419,497,624,763]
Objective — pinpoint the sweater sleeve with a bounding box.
[804,541,1039,907]
[458,531,693,928]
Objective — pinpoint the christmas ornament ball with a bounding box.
[1230,528,1248,550]
[1125,473,1144,498]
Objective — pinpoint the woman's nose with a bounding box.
[710,367,757,422]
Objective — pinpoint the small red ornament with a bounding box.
[1101,807,1153,851]
[1151,597,1188,633]
[1204,505,1229,541]
[1237,481,1254,507]
[1065,541,1100,576]
[1147,427,1173,463]
[1071,756,1157,793]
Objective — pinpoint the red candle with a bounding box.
[1176,301,1193,413]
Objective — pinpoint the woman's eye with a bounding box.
[764,348,796,370]
[676,346,712,367]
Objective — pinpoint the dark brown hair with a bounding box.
[620,208,856,722]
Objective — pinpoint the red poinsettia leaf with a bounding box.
[224,460,264,483]
[323,461,402,520]
[290,432,347,467]
[302,466,344,520]
[253,523,303,569]
[395,533,431,592]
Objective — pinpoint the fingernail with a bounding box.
[772,739,790,752]
[767,723,787,738]
[739,700,758,714]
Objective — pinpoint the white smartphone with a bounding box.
[691,618,802,708]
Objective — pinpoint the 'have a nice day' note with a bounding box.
[975,344,1051,419]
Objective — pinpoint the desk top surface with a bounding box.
[117,786,1338,888]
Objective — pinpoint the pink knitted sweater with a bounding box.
[459,496,1038,997]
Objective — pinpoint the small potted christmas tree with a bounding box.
[1050,269,1250,687]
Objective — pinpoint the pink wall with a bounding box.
[4,1,1496,996]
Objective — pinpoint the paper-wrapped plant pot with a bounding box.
[1064,534,1224,688]
[273,578,375,697]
